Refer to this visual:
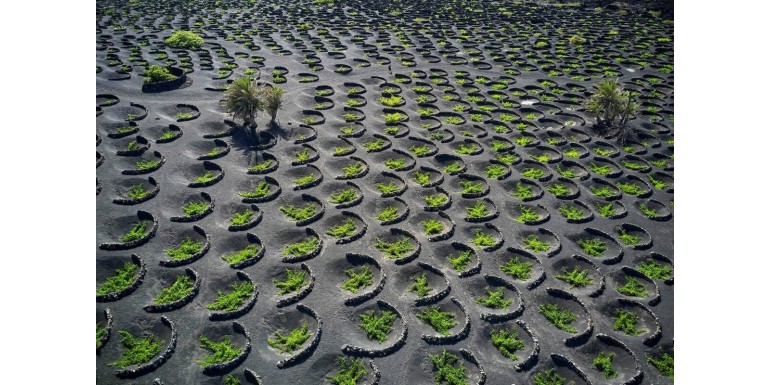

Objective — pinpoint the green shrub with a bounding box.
[559,204,584,220]
[616,277,648,297]
[109,330,163,368]
[472,230,496,247]
[522,235,550,252]
[455,143,479,155]
[594,352,618,379]
[154,275,194,304]
[97,262,138,296]
[363,138,386,151]
[409,272,432,297]
[421,219,445,235]
[128,185,148,200]
[274,269,308,294]
[165,30,203,49]
[341,266,373,293]
[142,65,175,84]
[475,287,512,309]
[385,158,406,169]
[375,206,400,222]
[616,181,644,195]
[248,160,273,173]
[182,201,209,216]
[533,369,566,385]
[194,171,216,184]
[500,257,532,280]
[376,181,401,194]
[343,162,364,176]
[448,250,472,271]
[136,159,159,170]
[539,303,577,333]
[647,352,674,381]
[229,210,254,226]
[327,356,368,385]
[555,267,593,288]
[238,181,270,199]
[429,351,469,385]
[417,306,458,335]
[358,310,397,343]
[522,167,544,179]
[546,183,571,197]
[221,245,260,265]
[516,206,540,223]
[292,174,317,186]
[120,221,147,243]
[164,237,203,260]
[197,335,241,366]
[326,218,357,238]
[466,201,490,218]
[330,189,359,204]
[374,237,414,258]
[96,323,107,348]
[617,228,641,245]
[637,260,672,280]
[268,322,310,353]
[206,281,254,311]
[512,182,534,199]
[613,309,645,335]
[596,202,616,217]
[426,194,449,208]
[410,145,431,156]
[491,328,525,361]
[279,204,316,221]
[578,238,607,257]
[283,236,319,256]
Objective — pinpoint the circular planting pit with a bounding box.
[393,262,450,306]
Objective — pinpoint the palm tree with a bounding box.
[261,86,286,125]
[587,78,624,126]
[223,77,263,141]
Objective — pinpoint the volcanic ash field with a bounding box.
[96,1,674,384]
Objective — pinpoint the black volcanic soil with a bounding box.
[96,1,674,384]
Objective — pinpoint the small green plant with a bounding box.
[533,368,566,385]
[466,201,490,218]
[408,272,433,297]
[108,330,163,369]
[616,181,644,195]
[379,95,403,107]
[558,204,584,220]
[374,237,414,258]
[413,171,432,186]
[472,230,496,247]
[358,310,397,343]
[330,189,359,204]
[120,221,147,243]
[159,131,176,141]
[363,138,386,151]
[475,287,512,309]
[279,204,316,221]
[274,269,308,294]
[531,154,550,163]
[578,238,607,257]
[523,235,550,252]
[385,158,406,169]
[383,112,404,123]
[650,159,668,168]
[216,240,257,264]
[180,200,208,216]
[268,322,310,353]
[426,194,449,208]
[410,145,431,156]
[417,306,458,335]
[490,328,525,361]
[596,203,617,217]
[448,250,472,271]
[496,153,518,165]
[512,182,534,200]
[165,30,203,49]
[375,206,400,222]
[516,206,540,223]
[637,260,673,280]
[127,141,140,151]
[444,116,463,125]
[429,350,469,385]
[594,147,615,157]
[142,65,175,84]
[647,352,674,381]
[194,171,216,184]
[327,356,368,385]
[229,210,254,226]
[617,228,640,245]
[455,143,479,155]
[613,309,645,335]
[459,180,484,194]
[539,303,577,333]
[292,174,317,187]
[376,181,401,194]
[617,277,648,297]
[283,236,319,257]
[500,257,533,280]
[206,281,254,311]
[97,262,138,296]
[154,275,194,304]
[593,352,618,379]
[590,186,616,198]
[128,184,148,200]
[547,183,571,197]
[177,112,192,120]
[341,266,373,293]
[248,160,273,173]
[563,149,581,158]
[522,167,544,179]
[555,267,593,288]
[648,175,668,190]
[96,323,107,348]
[238,181,270,199]
[638,203,658,218]
[588,162,612,176]
[164,237,203,260]
[621,160,647,171]
[421,219,445,235]
[486,164,508,179]
[514,136,533,146]
[555,165,578,178]
[293,148,310,162]
[326,218,357,238]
